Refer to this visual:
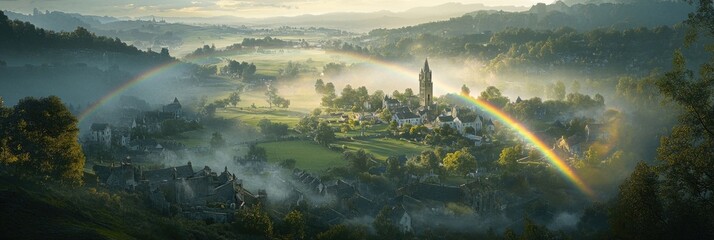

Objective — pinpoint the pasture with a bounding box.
[258,141,346,172]
[336,137,429,161]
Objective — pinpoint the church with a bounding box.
[387,59,434,127]
[419,58,434,109]
[386,59,496,137]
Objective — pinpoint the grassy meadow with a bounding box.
[257,141,346,172]
[336,137,429,161]
[216,107,306,127]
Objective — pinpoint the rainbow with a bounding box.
[455,94,595,197]
[78,60,185,122]
[78,49,595,197]
[332,53,595,197]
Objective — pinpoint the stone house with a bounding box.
[162,97,183,118]
[90,123,112,147]
[382,95,402,110]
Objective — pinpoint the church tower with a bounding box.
[419,58,433,108]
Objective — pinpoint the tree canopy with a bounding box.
[0,96,85,184]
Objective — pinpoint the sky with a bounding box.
[2,0,548,18]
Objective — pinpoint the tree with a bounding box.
[315,79,325,93]
[234,203,273,237]
[258,119,289,137]
[386,156,403,178]
[345,149,371,173]
[379,108,393,123]
[570,80,581,94]
[323,62,345,77]
[312,108,322,116]
[201,102,219,118]
[283,210,306,240]
[389,120,399,136]
[324,82,336,95]
[210,132,226,149]
[461,84,471,96]
[369,90,385,110]
[551,81,566,101]
[610,162,664,240]
[296,116,319,136]
[314,121,335,145]
[578,202,611,238]
[521,218,555,240]
[442,148,477,175]
[242,63,256,78]
[3,96,85,184]
[316,224,367,240]
[246,144,268,162]
[279,61,301,79]
[419,150,441,172]
[373,207,403,239]
[478,86,510,108]
[0,100,19,164]
[266,85,290,108]
[650,3,714,238]
[228,91,241,107]
[321,92,336,108]
[265,85,277,108]
[160,47,170,57]
[498,145,523,171]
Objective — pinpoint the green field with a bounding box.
[258,141,346,172]
[336,137,430,161]
[216,107,305,127]
[332,123,388,137]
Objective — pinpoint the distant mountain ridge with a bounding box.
[366,0,694,40]
[235,3,527,32]
[2,3,527,33]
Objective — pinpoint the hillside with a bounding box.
[0,176,233,240]
[237,3,527,32]
[0,10,188,108]
[366,1,694,40]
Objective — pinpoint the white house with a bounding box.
[454,115,483,134]
[392,112,422,127]
[90,123,112,147]
[391,205,413,233]
[434,115,457,129]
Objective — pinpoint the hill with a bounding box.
[366,1,694,40]
[0,10,188,108]
[236,3,527,32]
[0,176,233,239]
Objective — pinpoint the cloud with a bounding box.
[215,0,306,10]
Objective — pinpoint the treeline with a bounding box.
[226,36,305,50]
[353,25,708,76]
[0,11,148,55]
[314,79,384,111]
[187,36,307,58]
[367,1,692,40]
[221,60,257,79]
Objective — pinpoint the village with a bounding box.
[80,59,613,234]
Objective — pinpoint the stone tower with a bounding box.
[419,58,433,108]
